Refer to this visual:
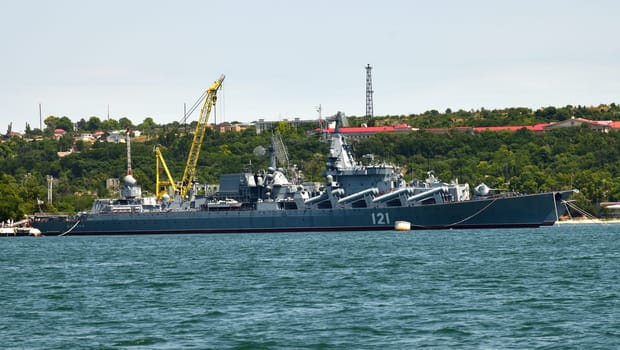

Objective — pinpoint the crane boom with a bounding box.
[179,74,225,198]
[155,145,177,200]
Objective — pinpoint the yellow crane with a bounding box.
[155,74,225,201]
[155,145,177,200]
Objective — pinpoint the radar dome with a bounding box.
[124,174,137,185]
[474,183,490,196]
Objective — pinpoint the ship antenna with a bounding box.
[334,111,343,133]
[126,128,133,176]
[365,64,374,119]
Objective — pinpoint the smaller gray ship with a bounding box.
[30,113,575,236]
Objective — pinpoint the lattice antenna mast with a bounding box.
[365,64,374,118]
[272,133,289,170]
[126,128,132,175]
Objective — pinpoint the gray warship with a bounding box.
[30,115,575,235]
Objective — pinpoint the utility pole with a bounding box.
[47,175,53,205]
[365,64,374,118]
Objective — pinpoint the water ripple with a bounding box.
[1,225,619,349]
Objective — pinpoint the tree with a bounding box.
[119,117,134,130]
[24,123,32,136]
[138,117,157,138]
[101,118,120,131]
[273,121,293,137]
[76,118,87,131]
[58,134,73,152]
[57,116,74,131]
[19,172,45,215]
[0,174,25,221]
[0,142,15,161]
[44,116,59,130]
[86,116,102,132]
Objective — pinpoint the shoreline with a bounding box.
[557,218,620,225]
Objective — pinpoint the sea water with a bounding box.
[1,224,619,349]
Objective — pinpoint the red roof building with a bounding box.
[315,117,620,137]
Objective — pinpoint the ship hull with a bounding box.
[31,190,573,236]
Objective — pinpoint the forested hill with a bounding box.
[347,104,620,128]
[1,103,620,221]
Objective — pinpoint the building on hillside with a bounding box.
[57,148,77,158]
[543,117,612,132]
[424,126,474,134]
[53,128,66,140]
[312,116,620,138]
[254,118,318,134]
[164,115,620,138]
[106,178,120,194]
[76,133,97,143]
[106,132,125,143]
[320,124,416,139]
[213,122,250,133]
[7,131,23,139]
[473,123,549,133]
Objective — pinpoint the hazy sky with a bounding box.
[1,0,619,131]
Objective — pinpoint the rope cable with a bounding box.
[416,198,499,229]
[58,218,81,236]
[179,90,208,125]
